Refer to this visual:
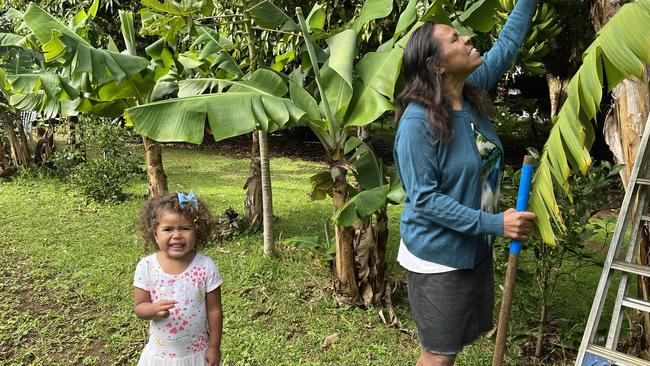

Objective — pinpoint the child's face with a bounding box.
[154,209,197,260]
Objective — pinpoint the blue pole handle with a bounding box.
[509,156,535,255]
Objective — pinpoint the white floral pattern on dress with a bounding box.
[475,130,502,246]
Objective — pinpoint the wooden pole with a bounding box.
[493,155,535,366]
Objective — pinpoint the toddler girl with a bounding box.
[134,192,223,366]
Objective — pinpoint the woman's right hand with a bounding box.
[502,208,536,242]
[152,299,177,318]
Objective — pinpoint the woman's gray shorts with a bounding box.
[406,258,494,355]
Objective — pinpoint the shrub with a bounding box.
[48,145,86,178]
[66,118,144,203]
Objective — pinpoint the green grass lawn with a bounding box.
[0,144,617,365]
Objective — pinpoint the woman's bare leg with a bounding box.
[415,349,456,366]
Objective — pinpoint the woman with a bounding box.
[393,0,537,365]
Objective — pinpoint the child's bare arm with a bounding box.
[134,287,176,320]
[205,287,223,366]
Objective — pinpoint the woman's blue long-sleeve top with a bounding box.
[393,0,536,269]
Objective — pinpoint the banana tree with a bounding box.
[330,138,405,307]
[21,1,171,197]
[0,25,81,172]
[126,0,502,303]
[528,0,650,246]
[125,69,307,251]
[592,0,650,347]
[293,0,507,305]
[135,0,302,254]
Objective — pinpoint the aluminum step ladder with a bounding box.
[577,116,650,366]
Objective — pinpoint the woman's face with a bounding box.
[431,24,482,77]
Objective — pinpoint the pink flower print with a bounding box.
[169,352,176,358]
[187,334,208,352]
[169,327,178,334]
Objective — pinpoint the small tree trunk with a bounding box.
[143,136,168,197]
[535,300,548,358]
[332,164,360,305]
[244,132,263,230]
[258,130,274,255]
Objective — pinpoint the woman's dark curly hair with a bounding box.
[394,21,493,141]
[139,192,213,250]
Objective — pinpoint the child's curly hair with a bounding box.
[139,192,213,250]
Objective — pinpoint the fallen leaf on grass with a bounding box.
[252,305,272,319]
[321,332,341,348]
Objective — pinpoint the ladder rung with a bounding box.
[611,261,650,277]
[622,297,650,313]
[585,345,650,365]
[637,178,650,186]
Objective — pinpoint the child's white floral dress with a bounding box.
[134,253,222,366]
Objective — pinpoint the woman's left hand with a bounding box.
[502,207,536,242]
[205,345,221,366]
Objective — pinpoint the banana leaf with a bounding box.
[23,4,149,85]
[125,92,305,143]
[350,0,393,32]
[345,47,403,126]
[531,0,650,245]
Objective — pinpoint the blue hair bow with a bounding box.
[177,191,199,209]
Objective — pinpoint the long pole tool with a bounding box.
[492,155,535,366]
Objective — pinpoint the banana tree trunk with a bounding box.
[1,111,30,167]
[66,115,82,150]
[244,132,263,230]
[143,136,168,197]
[34,119,55,167]
[258,130,274,255]
[357,125,372,147]
[603,73,650,348]
[354,208,390,306]
[0,139,8,170]
[332,163,360,305]
[546,74,569,118]
[372,210,389,304]
[16,118,33,166]
[241,0,275,253]
[593,0,650,348]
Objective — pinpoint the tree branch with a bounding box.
[252,26,300,36]
[197,14,244,21]
[202,20,248,27]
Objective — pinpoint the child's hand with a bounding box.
[152,299,176,318]
[205,345,221,366]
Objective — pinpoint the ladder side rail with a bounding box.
[607,138,650,350]
[576,118,650,365]
[577,174,644,362]
[606,187,648,348]
[606,272,630,349]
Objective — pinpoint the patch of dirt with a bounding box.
[0,246,113,366]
